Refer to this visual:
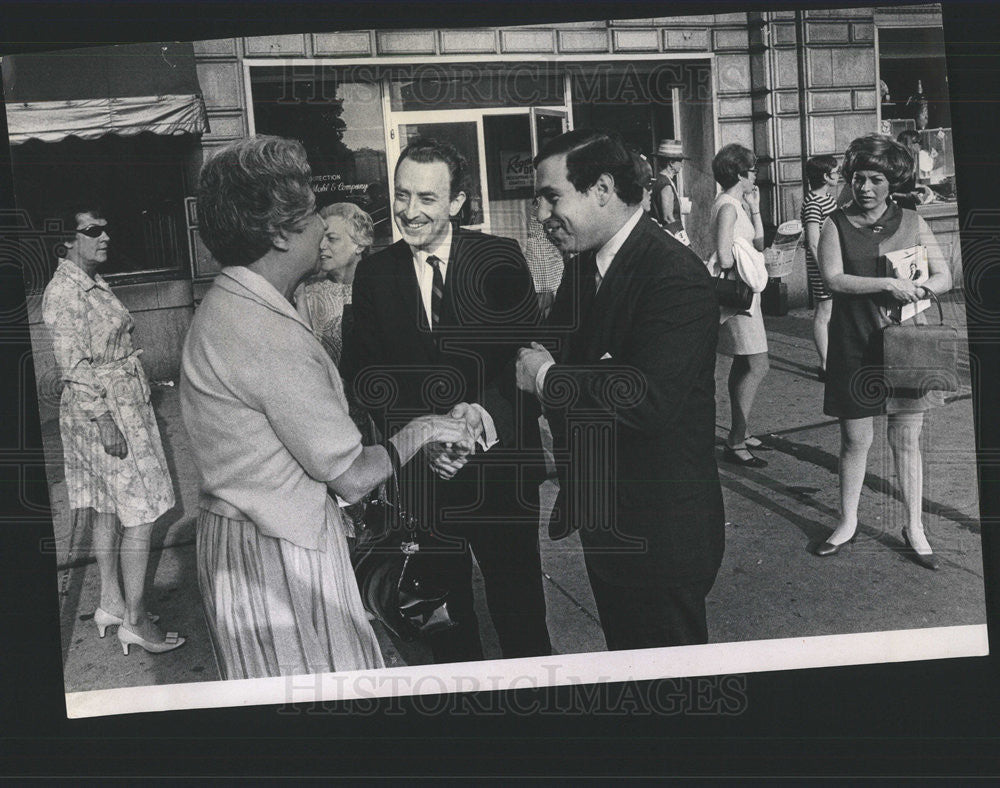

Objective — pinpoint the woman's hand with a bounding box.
[414,414,476,454]
[389,413,475,474]
[95,413,128,459]
[743,186,761,214]
[417,413,479,480]
[883,277,923,304]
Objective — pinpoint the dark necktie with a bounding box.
[426,254,445,329]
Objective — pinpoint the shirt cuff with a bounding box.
[535,360,556,398]
[470,403,498,451]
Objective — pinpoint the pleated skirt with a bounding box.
[196,507,385,680]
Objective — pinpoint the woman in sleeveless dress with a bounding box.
[709,143,771,467]
[814,134,951,568]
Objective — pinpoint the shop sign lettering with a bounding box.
[500,151,533,190]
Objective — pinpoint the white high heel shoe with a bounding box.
[117,622,185,655]
[94,608,159,638]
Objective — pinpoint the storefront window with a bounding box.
[388,65,564,112]
[570,62,677,157]
[878,27,950,129]
[250,65,393,250]
[11,133,194,288]
[878,26,954,201]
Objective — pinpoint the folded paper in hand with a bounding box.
[884,245,930,323]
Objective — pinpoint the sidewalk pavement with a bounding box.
[49,297,985,693]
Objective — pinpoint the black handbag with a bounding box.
[882,290,959,393]
[351,451,456,642]
[714,267,754,311]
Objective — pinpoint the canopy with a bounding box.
[2,41,209,145]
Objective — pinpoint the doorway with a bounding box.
[386,106,568,250]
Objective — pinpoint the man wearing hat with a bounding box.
[652,139,689,244]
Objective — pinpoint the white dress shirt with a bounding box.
[534,207,645,394]
[408,224,497,450]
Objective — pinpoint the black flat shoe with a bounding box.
[744,435,773,451]
[723,445,767,468]
[902,530,940,570]
[814,535,854,557]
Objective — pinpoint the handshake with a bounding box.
[423,402,483,480]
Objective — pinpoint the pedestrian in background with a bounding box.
[295,201,373,368]
[709,143,771,468]
[652,138,689,243]
[524,199,565,319]
[42,205,183,655]
[801,154,840,380]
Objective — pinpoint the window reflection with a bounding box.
[250,66,393,251]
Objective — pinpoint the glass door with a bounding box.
[383,106,572,245]
[529,107,569,157]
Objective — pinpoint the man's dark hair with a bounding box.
[533,128,644,206]
[805,154,839,190]
[396,137,469,200]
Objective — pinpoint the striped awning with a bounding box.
[2,41,209,145]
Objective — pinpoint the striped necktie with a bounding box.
[426,254,445,329]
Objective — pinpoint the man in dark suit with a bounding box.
[517,129,725,650]
[343,137,551,663]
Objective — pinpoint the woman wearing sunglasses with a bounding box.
[42,207,184,655]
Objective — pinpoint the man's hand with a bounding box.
[426,402,481,479]
[449,402,483,444]
[95,413,128,459]
[516,342,554,394]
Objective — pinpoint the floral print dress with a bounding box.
[295,278,352,367]
[42,259,174,528]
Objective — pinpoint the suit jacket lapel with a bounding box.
[558,251,593,364]
[579,217,648,360]
[390,241,438,358]
[441,226,464,326]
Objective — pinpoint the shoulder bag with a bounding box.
[714,267,754,311]
[882,290,959,393]
[351,440,456,642]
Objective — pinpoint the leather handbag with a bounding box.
[882,291,959,393]
[351,452,456,642]
[714,267,754,311]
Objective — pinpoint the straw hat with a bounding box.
[656,139,688,160]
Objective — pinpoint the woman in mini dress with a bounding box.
[709,143,771,468]
[814,134,951,568]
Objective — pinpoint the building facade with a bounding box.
[10,4,958,396]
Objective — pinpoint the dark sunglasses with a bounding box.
[77,224,109,238]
